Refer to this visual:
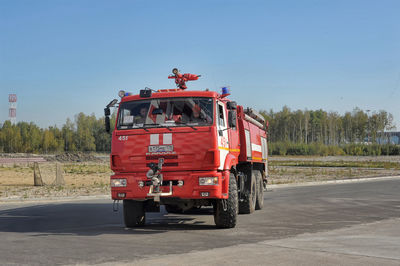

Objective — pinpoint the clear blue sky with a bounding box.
[1,0,399,129]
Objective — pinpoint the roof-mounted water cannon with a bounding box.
[168,68,201,90]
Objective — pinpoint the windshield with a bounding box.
[117,97,214,129]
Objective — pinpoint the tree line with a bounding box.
[261,107,395,145]
[0,107,398,154]
[0,112,116,153]
[261,107,399,156]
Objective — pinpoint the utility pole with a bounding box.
[366,109,370,143]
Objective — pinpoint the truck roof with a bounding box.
[120,90,220,103]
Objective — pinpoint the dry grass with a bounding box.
[0,162,112,200]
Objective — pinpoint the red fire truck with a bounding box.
[104,69,268,228]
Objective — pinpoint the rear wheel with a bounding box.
[123,200,145,227]
[239,170,256,214]
[214,173,238,228]
[255,171,264,210]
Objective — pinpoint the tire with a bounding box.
[214,173,238,228]
[165,204,184,214]
[239,170,256,214]
[123,200,145,227]
[255,171,264,210]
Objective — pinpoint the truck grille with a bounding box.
[146,162,178,167]
[146,155,178,160]
[146,154,178,167]
[145,180,182,186]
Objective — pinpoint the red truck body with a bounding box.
[108,86,268,228]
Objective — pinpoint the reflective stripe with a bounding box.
[218,147,241,152]
[150,134,159,145]
[163,133,172,144]
[251,143,262,152]
[252,157,268,161]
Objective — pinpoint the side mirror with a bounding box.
[104,107,110,116]
[105,116,111,133]
[228,110,237,128]
[106,99,118,108]
[152,108,163,115]
[227,101,237,110]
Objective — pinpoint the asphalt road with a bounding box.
[1,178,400,265]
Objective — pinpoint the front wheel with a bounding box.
[214,173,238,228]
[123,200,145,227]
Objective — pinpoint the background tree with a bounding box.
[0,107,397,155]
[75,112,96,151]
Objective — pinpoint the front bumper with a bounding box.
[111,170,229,200]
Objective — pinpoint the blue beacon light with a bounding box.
[221,87,230,97]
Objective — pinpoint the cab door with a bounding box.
[227,108,240,157]
[216,101,229,170]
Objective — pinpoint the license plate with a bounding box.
[148,145,174,153]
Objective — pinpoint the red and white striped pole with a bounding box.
[8,94,17,125]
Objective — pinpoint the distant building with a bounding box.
[377,132,400,144]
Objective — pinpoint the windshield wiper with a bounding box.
[176,121,198,130]
[140,123,162,132]
[143,123,161,127]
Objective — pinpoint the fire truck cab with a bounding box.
[105,76,268,229]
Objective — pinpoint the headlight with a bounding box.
[111,178,127,187]
[199,177,218,186]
